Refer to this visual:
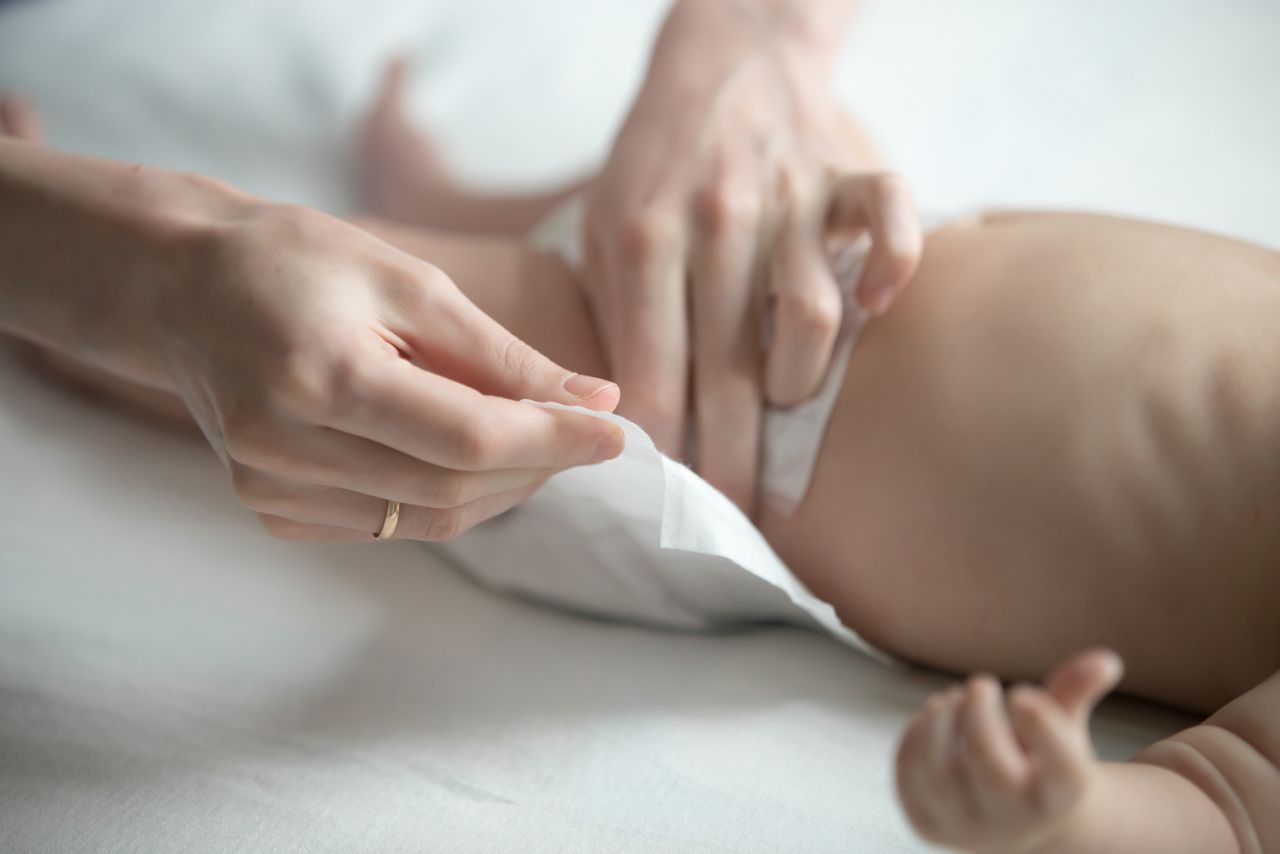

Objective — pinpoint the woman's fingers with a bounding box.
[324,355,624,473]
[689,177,764,511]
[256,515,374,543]
[764,201,843,406]
[232,426,553,510]
[828,172,922,316]
[593,210,691,458]
[409,269,621,413]
[236,469,545,542]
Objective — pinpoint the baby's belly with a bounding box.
[766,213,1280,712]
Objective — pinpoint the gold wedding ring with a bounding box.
[374,499,401,540]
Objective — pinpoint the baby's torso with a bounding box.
[769,213,1280,712]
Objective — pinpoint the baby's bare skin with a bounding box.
[754,212,1280,851]
[762,211,1280,714]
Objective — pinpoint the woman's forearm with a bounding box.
[0,138,244,386]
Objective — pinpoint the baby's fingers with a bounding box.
[1009,687,1093,815]
[896,688,966,840]
[960,675,1032,813]
[1045,647,1124,724]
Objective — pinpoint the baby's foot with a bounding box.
[1,91,46,143]
[895,649,1123,853]
[358,56,459,224]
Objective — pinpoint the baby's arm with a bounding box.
[898,654,1278,853]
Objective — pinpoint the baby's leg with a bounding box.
[357,57,882,236]
[359,58,588,236]
[348,216,606,376]
[898,653,1279,853]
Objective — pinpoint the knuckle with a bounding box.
[320,351,371,421]
[378,266,428,313]
[416,508,463,542]
[617,211,677,263]
[867,170,910,202]
[450,414,505,469]
[779,288,841,338]
[273,348,366,423]
[694,185,759,235]
[392,262,452,311]
[419,472,470,509]
[229,463,274,511]
[492,334,542,384]
[221,402,278,467]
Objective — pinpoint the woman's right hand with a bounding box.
[155,201,625,542]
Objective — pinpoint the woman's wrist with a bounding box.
[765,0,859,79]
[654,0,855,90]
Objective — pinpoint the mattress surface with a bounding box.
[2,1,1275,851]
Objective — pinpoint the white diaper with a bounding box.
[432,198,907,658]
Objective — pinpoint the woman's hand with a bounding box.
[157,202,625,541]
[0,132,624,542]
[585,0,918,511]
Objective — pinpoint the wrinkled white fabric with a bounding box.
[436,403,886,660]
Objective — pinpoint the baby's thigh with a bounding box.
[764,214,1280,703]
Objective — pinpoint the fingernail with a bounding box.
[563,372,617,401]
[589,427,625,464]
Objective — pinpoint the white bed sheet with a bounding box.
[2,1,1275,851]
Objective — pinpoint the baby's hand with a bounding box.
[894,649,1123,853]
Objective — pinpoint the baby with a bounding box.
[5,59,1279,854]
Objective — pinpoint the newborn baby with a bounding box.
[6,61,1279,854]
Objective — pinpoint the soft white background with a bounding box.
[1,1,1276,851]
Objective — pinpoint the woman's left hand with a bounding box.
[584,0,919,512]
